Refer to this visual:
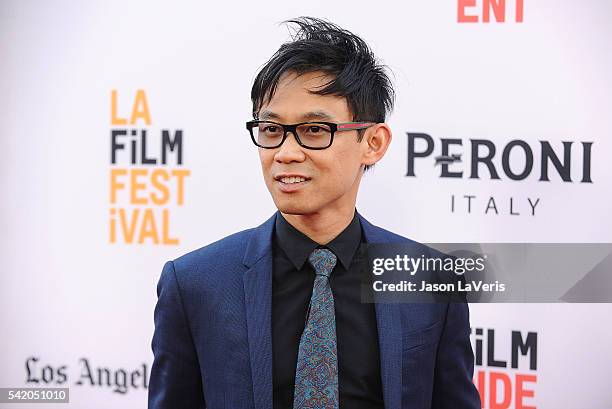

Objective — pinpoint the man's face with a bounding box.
[257,71,367,217]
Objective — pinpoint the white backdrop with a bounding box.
[2,0,611,408]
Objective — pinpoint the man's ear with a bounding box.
[362,123,392,166]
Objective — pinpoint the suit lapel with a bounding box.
[243,213,277,409]
[241,212,403,409]
[360,213,403,409]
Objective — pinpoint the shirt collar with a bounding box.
[274,210,362,271]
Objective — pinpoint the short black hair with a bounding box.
[250,17,394,170]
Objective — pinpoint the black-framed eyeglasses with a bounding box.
[245,120,376,150]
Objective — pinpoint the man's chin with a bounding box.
[276,207,311,216]
[274,201,317,216]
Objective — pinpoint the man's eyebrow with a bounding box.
[258,110,280,120]
[300,111,335,121]
[259,110,336,122]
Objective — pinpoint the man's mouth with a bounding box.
[274,174,312,191]
[279,176,308,184]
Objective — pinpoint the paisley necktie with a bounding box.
[293,248,339,409]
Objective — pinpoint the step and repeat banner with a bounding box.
[2,0,611,408]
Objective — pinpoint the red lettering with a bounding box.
[490,372,512,409]
[458,0,524,23]
[516,0,524,22]
[483,0,506,22]
[516,374,536,409]
[458,0,479,22]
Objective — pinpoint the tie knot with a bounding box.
[308,248,337,277]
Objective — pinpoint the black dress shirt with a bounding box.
[272,211,384,408]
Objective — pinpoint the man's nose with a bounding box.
[274,131,306,163]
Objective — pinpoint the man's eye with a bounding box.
[263,126,280,133]
[307,126,322,133]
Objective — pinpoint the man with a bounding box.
[149,17,481,409]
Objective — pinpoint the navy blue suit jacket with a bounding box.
[149,212,481,408]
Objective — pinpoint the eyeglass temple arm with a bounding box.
[336,122,376,131]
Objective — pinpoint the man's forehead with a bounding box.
[258,88,351,122]
[258,109,337,121]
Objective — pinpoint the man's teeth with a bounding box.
[280,176,307,184]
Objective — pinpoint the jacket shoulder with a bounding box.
[364,219,440,257]
[373,226,414,243]
[362,217,419,245]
